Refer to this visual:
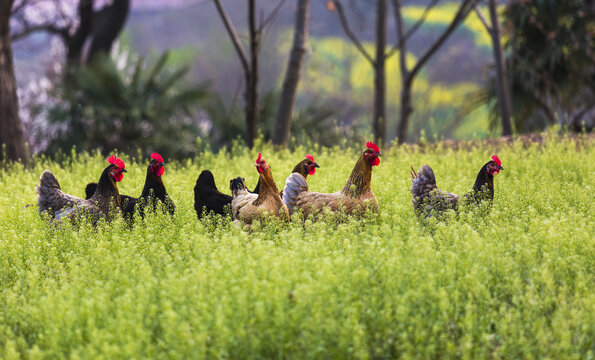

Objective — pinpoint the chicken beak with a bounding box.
[314,163,320,168]
[122,169,127,173]
[160,162,165,166]
[377,151,383,157]
[498,165,504,171]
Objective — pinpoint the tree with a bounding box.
[329,0,389,145]
[504,0,594,132]
[213,0,285,149]
[473,0,512,136]
[393,0,478,144]
[11,0,130,66]
[273,0,310,148]
[0,0,26,164]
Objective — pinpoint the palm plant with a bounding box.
[46,51,210,157]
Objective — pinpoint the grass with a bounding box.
[0,135,594,359]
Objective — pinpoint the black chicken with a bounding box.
[194,154,319,218]
[37,156,127,221]
[411,154,503,217]
[86,153,175,219]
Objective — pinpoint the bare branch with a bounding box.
[11,22,68,41]
[386,0,440,58]
[473,3,492,34]
[212,0,250,74]
[408,0,478,81]
[332,0,375,66]
[258,0,287,33]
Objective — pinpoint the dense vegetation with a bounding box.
[0,135,593,358]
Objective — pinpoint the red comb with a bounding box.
[151,153,163,163]
[492,154,501,166]
[306,154,314,162]
[256,153,263,163]
[366,141,380,153]
[108,155,125,169]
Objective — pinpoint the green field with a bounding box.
[1,136,594,359]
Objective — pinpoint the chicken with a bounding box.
[36,156,127,221]
[283,142,382,217]
[193,170,233,219]
[230,153,289,226]
[194,154,318,218]
[410,154,503,217]
[253,154,319,195]
[85,153,175,219]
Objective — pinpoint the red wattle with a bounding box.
[114,172,124,182]
[153,166,164,177]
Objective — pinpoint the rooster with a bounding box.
[230,153,289,226]
[85,153,174,218]
[283,142,382,217]
[36,156,127,221]
[410,154,503,217]
[194,154,318,218]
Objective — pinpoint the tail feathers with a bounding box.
[85,183,98,199]
[411,164,437,199]
[282,173,309,212]
[36,170,63,213]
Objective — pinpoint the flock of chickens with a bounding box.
[35,142,503,226]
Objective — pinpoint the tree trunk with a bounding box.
[245,0,258,149]
[87,0,130,63]
[394,0,477,143]
[0,0,26,164]
[273,0,310,147]
[488,0,512,136]
[393,0,410,144]
[373,0,387,146]
[67,0,94,66]
[397,76,413,143]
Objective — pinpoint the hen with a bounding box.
[194,154,318,218]
[36,156,127,221]
[283,142,382,217]
[193,170,233,219]
[230,153,289,226]
[85,153,174,219]
[410,154,503,217]
[253,154,319,195]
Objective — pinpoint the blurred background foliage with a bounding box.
[10,0,594,159]
[34,50,210,158]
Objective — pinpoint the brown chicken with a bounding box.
[230,153,289,226]
[195,154,318,219]
[36,156,127,221]
[253,154,319,195]
[283,142,382,217]
[410,154,503,217]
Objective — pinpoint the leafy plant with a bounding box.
[0,136,593,358]
[45,51,210,158]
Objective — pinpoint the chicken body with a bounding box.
[194,170,233,218]
[231,155,289,226]
[411,156,503,217]
[86,155,174,219]
[283,143,381,217]
[37,161,125,221]
[194,156,317,219]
